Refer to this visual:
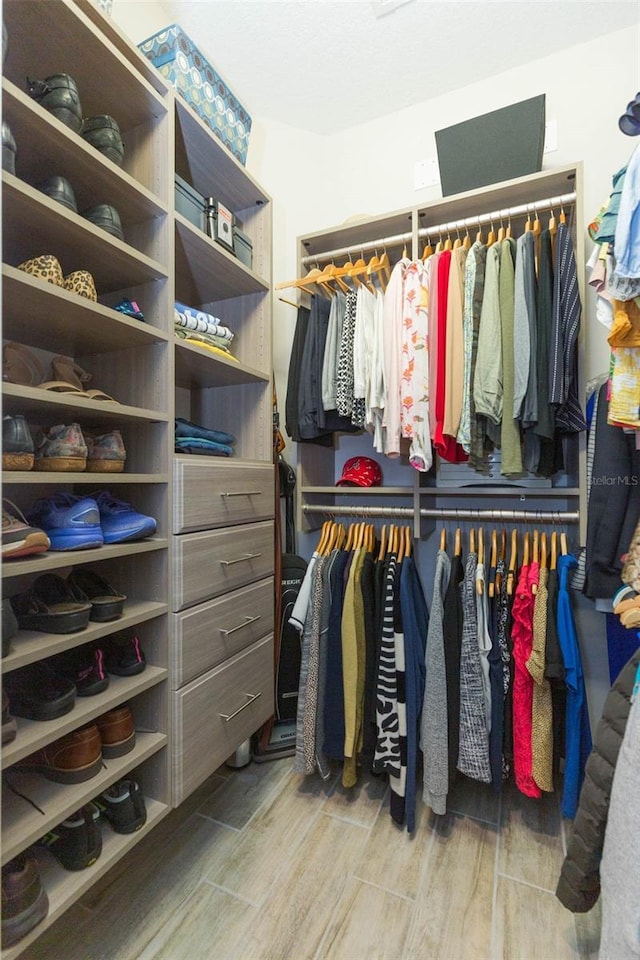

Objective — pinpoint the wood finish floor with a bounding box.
[24,759,601,960]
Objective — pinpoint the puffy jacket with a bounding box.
[556,647,640,912]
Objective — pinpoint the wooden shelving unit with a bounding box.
[1,1,172,952]
[296,164,587,542]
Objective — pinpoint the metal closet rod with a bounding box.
[303,504,580,523]
[300,191,576,266]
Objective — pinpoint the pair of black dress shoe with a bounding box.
[35,177,124,241]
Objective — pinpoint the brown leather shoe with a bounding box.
[1,852,49,946]
[96,704,135,758]
[14,723,102,783]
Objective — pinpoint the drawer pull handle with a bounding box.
[221,491,262,498]
[219,691,262,722]
[220,615,262,637]
[220,553,262,567]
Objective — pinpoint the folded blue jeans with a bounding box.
[175,417,235,446]
[175,437,233,457]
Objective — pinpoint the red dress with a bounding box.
[433,251,468,463]
[511,562,541,798]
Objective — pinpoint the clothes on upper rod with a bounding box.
[285,219,586,477]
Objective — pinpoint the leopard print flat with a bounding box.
[63,270,97,301]
[17,254,64,287]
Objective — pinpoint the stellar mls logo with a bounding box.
[590,476,639,485]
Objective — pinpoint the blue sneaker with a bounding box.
[27,494,104,551]
[94,491,156,544]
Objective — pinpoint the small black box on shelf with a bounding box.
[233,226,253,269]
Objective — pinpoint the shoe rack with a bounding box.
[170,90,275,805]
[1,1,171,954]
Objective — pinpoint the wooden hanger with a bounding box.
[397,525,406,564]
[489,528,498,598]
[377,524,387,561]
[454,526,462,557]
[366,253,385,293]
[444,234,453,251]
[532,530,539,594]
[523,531,530,567]
[435,234,444,254]
[559,203,567,226]
[532,208,541,238]
[318,261,349,294]
[550,531,557,571]
[507,528,517,596]
[477,527,484,595]
[560,531,568,556]
[497,217,506,243]
[462,226,472,250]
[469,527,476,554]
[496,529,507,593]
[487,221,497,247]
[540,532,547,571]
[453,227,462,250]
[548,207,558,238]
[344,522,355,553]
[505,215,512,239]
[378,250,391,287]
[476,219,484,244]
[524,206,533,233]
[276,266,325,295]
[404,526,413,560]
[440,527,446,553]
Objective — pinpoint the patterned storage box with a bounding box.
[137,24,252,165]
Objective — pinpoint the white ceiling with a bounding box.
[157,0,639,134]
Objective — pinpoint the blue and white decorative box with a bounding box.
[137,24,252,165]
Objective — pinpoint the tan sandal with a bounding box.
[44,358,119,403]
[2,342,45,386]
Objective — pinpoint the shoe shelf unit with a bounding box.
[170,96,275,805]
[1,1,172,955]
[296,164,586,544]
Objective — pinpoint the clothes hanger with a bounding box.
[453,225,462,250]
[454,526,462,557]
[495,528,507,593]
[523,531,530,567]
[559,202,567,226]
[550,530,558,571]
[377,524,387,561]
[548,205,558,238]
[489,528,498,598]
[462,224,472,250]
[497,214,506,244]
[540,532,547,571]
[507,528,517,596]
[487,218,497,247]
[469,526,476,554]
[532,529,539,595]
[318,261,350,294]
[434,232,444,254]
[366,251,385,293]
[378,248,391,287]
[524,205,533,233]
[532,206,542,238]
[505,214,512,239]
[317,519,332,555]
[440,527,446,553]
[404,526,412,560]
[421,238,434,260]
[560,531,568,556]
[444,232,453,251]
[476,217,484,245]
[397,525,406,564]
[477,527,484,595]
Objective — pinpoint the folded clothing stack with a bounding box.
[174,301,237,361]
[175,417,235,457]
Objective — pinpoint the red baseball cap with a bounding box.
[336,456,382,487]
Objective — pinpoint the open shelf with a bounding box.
[2,0,167,126]
[2,174,168,292]
[2,266,168,352]
[2,81,168,222]
[3,473,169,486]
[2,667,167,769]
[2,539,169,580]
[2,600,168,674]
[174,338,270,389]
[301,485,415,496]
[1,797,168,960]
[175,214,269,304]
[2,382,168,424]
[1,731,167,865]
[419,486,581,497]
[175,97,269,212]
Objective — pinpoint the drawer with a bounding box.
[171,576,274,687]
[173,457,274,533]
[173,634,274,804]
[172,520,273,611]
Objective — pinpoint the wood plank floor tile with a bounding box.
[196,756,293,829]
[204,770,333,904]
[316,877,414,960]
[494,877,580,960]
[447,773,501,824]
[239,813,369,960]
[499,783,564,892]
[353,793,435,899]
[26,813,239,960]
[137,881,257,960]
[322,768,388,827]
[403,813,496,960]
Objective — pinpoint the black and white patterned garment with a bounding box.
[336,291,357,418]
[389,561,407,826]
[457,551,492,783]
[373,554,401,777]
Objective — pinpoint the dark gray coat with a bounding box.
[556,647,640,912]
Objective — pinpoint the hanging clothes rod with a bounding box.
[303,504,579,523]
[300,191,576,266]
